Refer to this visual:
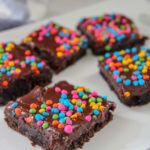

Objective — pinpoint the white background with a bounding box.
[0,0,150,150]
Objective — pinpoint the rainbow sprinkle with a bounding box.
[22,21,88,58]
[10,85,108,134]
[99,45,150,97]
[0,42,46,87]
[79,13,141,51]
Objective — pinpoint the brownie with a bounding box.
[0,42,52,104]
[21,21,88,73]
[77,13,148,55]
[4,81,116,150]
[98,45,150,106]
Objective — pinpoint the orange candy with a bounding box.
[2,80,8,87]
[26,117,32,123]
[25,50,31,56]
[143,75,149,80]
[15,108,22,116]
[52,120,59,126]
[30,103,37,109]
[46,100,53,106]
[76,112,82,117]
[53,103,58,108]
[58,123,65,129]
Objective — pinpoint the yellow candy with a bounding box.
[127,58,132,63]
[139,51,146,58]
[99,106,104,112]
[128,64,134,69]
[27,37,32,41]
[109,38,115,43]
[147,56,150,61]
[87,25,92,30]
[77,88,83,92]
[124,91,130,97]
[71,114,77,119]
[9,43,15,48]
[142,69,147,74]
[97,102,102,106]
[57,52,63,58]
[0,64,2,68]
[70,49,74,53]
[81,104,86,109]
[16,68,21,73]
[90,102,95,107]
[120,50,125,55]
[122,60,128,65]
[39,108,45,113]
[0,44,2,48]
[133,65,138,70]
[109,62,114,67]
[5,46,12,52]
[9,61,14,67]
[71,99,76,104]
[146,61,150,66]
[92,105,98,110]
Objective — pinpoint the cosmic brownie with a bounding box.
[99,45,150,106]
[77,13,147,55]
[21,21,88,73]
[0,42,52,104]
[4,81,116,150]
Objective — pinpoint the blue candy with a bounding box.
[139,79,145,86]
[116,77,122,83]
[11,103,18,108]
[133,80,138,86]
[59,112,65,118]
[35,114,44,121]
[124,79,131,86]
[42,112,50,117]
[93,109,99,115]
[59,118,66,123]
[77,107,83,113]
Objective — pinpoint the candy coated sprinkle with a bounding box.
[11,103,18,108]
[85,115,92,122]
[15,108,22,116]
[42,122,49,129]
[64,125,73,134]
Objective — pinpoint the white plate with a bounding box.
[0,0,150,150]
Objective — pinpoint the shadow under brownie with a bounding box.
[77,13,148,55]
[0,42,52,104]
[99,45,150,106]
[21,21,88,73]
[4,81,116,150]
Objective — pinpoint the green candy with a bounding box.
[6,66,10,71]
[123,68,129,73]
[92,115,97,119]
[41,104,47,109]
[0,60,3,64]
[20,61,25,65]
[76,101,82,106]
[31,62,36,66]
[29,109,36,114]
[85,88,91,93]
[64,117,70,120]
[135,61,141,66]
[0,48,4,53]
[115,18,120,23]
[74,85,80,90]
[55,24,61,29]
[105,45,111,51]
[139,58,145,62]
[97,97,102,102]
[89,97,96,103]
[42,122,49,129]
[98,56,104,61]
[52,114,59,120]
[120,25,125,29]
[82,94,88,99]
[79,38,84,42]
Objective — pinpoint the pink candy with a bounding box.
[58,104,67,111]
[66,119,72,125]
[46,106,51,111]
[61,90,68,94]
[113,74,119,79]
[85,115,91,122]
[64,125,73,134]
[37,120,44,126]
[55,87,61,93]
[66,111,72,117]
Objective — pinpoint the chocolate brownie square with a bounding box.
[77,13,147,55]
[0,42,52,104]
[99,45,150,106]
[21,21,88,73]
[4,81,116,150]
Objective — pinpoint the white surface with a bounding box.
[0,0,150,150]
